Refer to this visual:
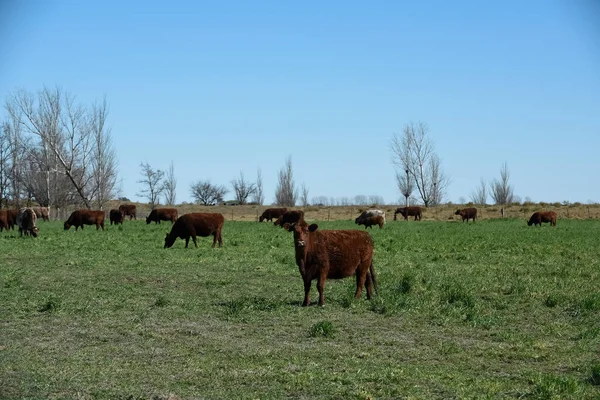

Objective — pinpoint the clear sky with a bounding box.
[1,0,599,205]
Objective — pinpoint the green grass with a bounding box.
[1,219,599,399]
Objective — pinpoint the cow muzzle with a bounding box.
[296,240,306,248]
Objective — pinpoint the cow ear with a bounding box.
[283,222,292,231]
[308,224,318,232]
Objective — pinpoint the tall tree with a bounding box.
[390,122,449,206]
[0,122,13,208]
[252,167,264,205]
[300,183,309,207]
[163,161,177,205]
[275,156,297,206]
[137,162,164,209]
[490,162,514,205]
[470,177,488,205]
[231,171,256,205]
[190,180,228,206]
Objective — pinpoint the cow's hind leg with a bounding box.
[192,235,198,248]
[354,268,367,300]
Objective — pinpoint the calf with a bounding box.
[356,215,384,229]
[118,204,137,220]
[528,211,557,227]
[259,207,288,222]
[146,208,178,224]
[164,213,224,248]
[33,206,50,221]
[274,210,305,227]
[109,209,125,225]
[455,207,477,222]
[16,208,39,237]
[64,210,105,231]
[394,206,422,221]
[287,222,377,306]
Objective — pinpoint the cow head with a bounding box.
[454,210,462,216]
[64,221,71,230]
[146,216,152,224]
[290,222,317,248]
[274,216,283,226]
[164,232,176,248]
[31,227,39,238]
[259,215,265,222]
[527,219,533,226]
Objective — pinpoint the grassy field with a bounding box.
[1,217,600,399]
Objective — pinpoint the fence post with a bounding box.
[328,208,331,221]
[231,208,234,221]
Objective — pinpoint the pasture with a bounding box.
[1,217,600,399]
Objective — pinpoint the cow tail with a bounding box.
[370,262,378,295]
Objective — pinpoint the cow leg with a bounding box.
[185,237,190,248]
[302,277,312,306]
[192,235,198,248]
[365,272,373,299]
[317,271,327,306]
[355,270,367,299]
[212,233,217,248]
[218,231,223,247]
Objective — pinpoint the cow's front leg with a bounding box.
[302,276,312,306]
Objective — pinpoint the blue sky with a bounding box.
[1,0,599,204]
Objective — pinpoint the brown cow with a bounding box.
[455,207,477,222]
[6,209,18,230]
[16,208,39,237]
[164,213,224,248]
[64,210,105,231]
[528,211,557,227]
[118,204,137,220]
[0,210,9,232]
[356,215,384,229]
[394,206,422,221]
[146,208,178,224]
[33,206,50,221]
[259,207,288,222]
[287,221,377,306]
[109,209,125,225]
[274,210,305,227]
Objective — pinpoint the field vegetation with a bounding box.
[1,211,599,399]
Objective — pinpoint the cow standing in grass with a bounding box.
[528,211,557,227]
[356,215,384,229]
[33,207,50,221]
[164,213,225,248]
[64,210,106,231]
[0,210,9,232]
[455,207,477,222]
[394,206,422,221]
[16,208,39,237]
[110,209,125,225]
[118,204,137,220]
[146,208,178,224]
[6,209,18,230]
[259,207,288,222]
[274,210,305,227]
[286,221,377,306]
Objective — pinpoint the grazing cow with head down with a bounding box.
[146,208,178,224]
[164,213,224,248]
[394,206,422,221]
[286,221,377,306]
[274,210,305,227]
[259,207,288,222]
[356,215,384,229]
[118,204,137,220]
[455,207,477,222]
[16,208,39,237]
[64,210,105,231]
[109,209,125,225]
[528,211,557,227]
[33,206,50,221]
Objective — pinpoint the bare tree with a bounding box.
[190,180,228,206]
[369,195,384,206]
[137,162,164,209]
[251,167,264,205]
[231,171,256,205]
[0,122,13,208]
[311,195,329,206]
[470,177,488,205]
[490,162,515,205]
[163,161,177,205]
[275,156,297,206]
[300,183,309,207]
[390,122,449,207]
[354,195,368,205]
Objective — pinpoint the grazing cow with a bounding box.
[394,206,422,221]
[455,207,477,222]
[16,208,39,237]
[286,221,377,306]
[274,210,305,227]
[118,204,137,220]
[164,213,224,248]
[33,206,50,221]
[146,208,178,224]
[355,209,386,224]
[528,211,557,227]
[109,209,125,225]
[356,215,384,229]
[64,210,105,231]
[0,210,8,232]
[259,207,288,222]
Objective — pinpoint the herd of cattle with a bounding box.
[0,204,559,306]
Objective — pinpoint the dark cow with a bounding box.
[118,204,137,220]
[528,211,557,227]
[0,210,9,232]
[109,209,125,225]
[455,207,477,222]
[146,208,178,224]
[355,209,386,224]
[64,210,106,231]
[164,213,224,248]
[356,215,384,229]
[394,206,422,221]
[16,208,39,237]
[259,207,288,222]
[286,221,377,306]
[33,206,50,221]
[274,210,305,227]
